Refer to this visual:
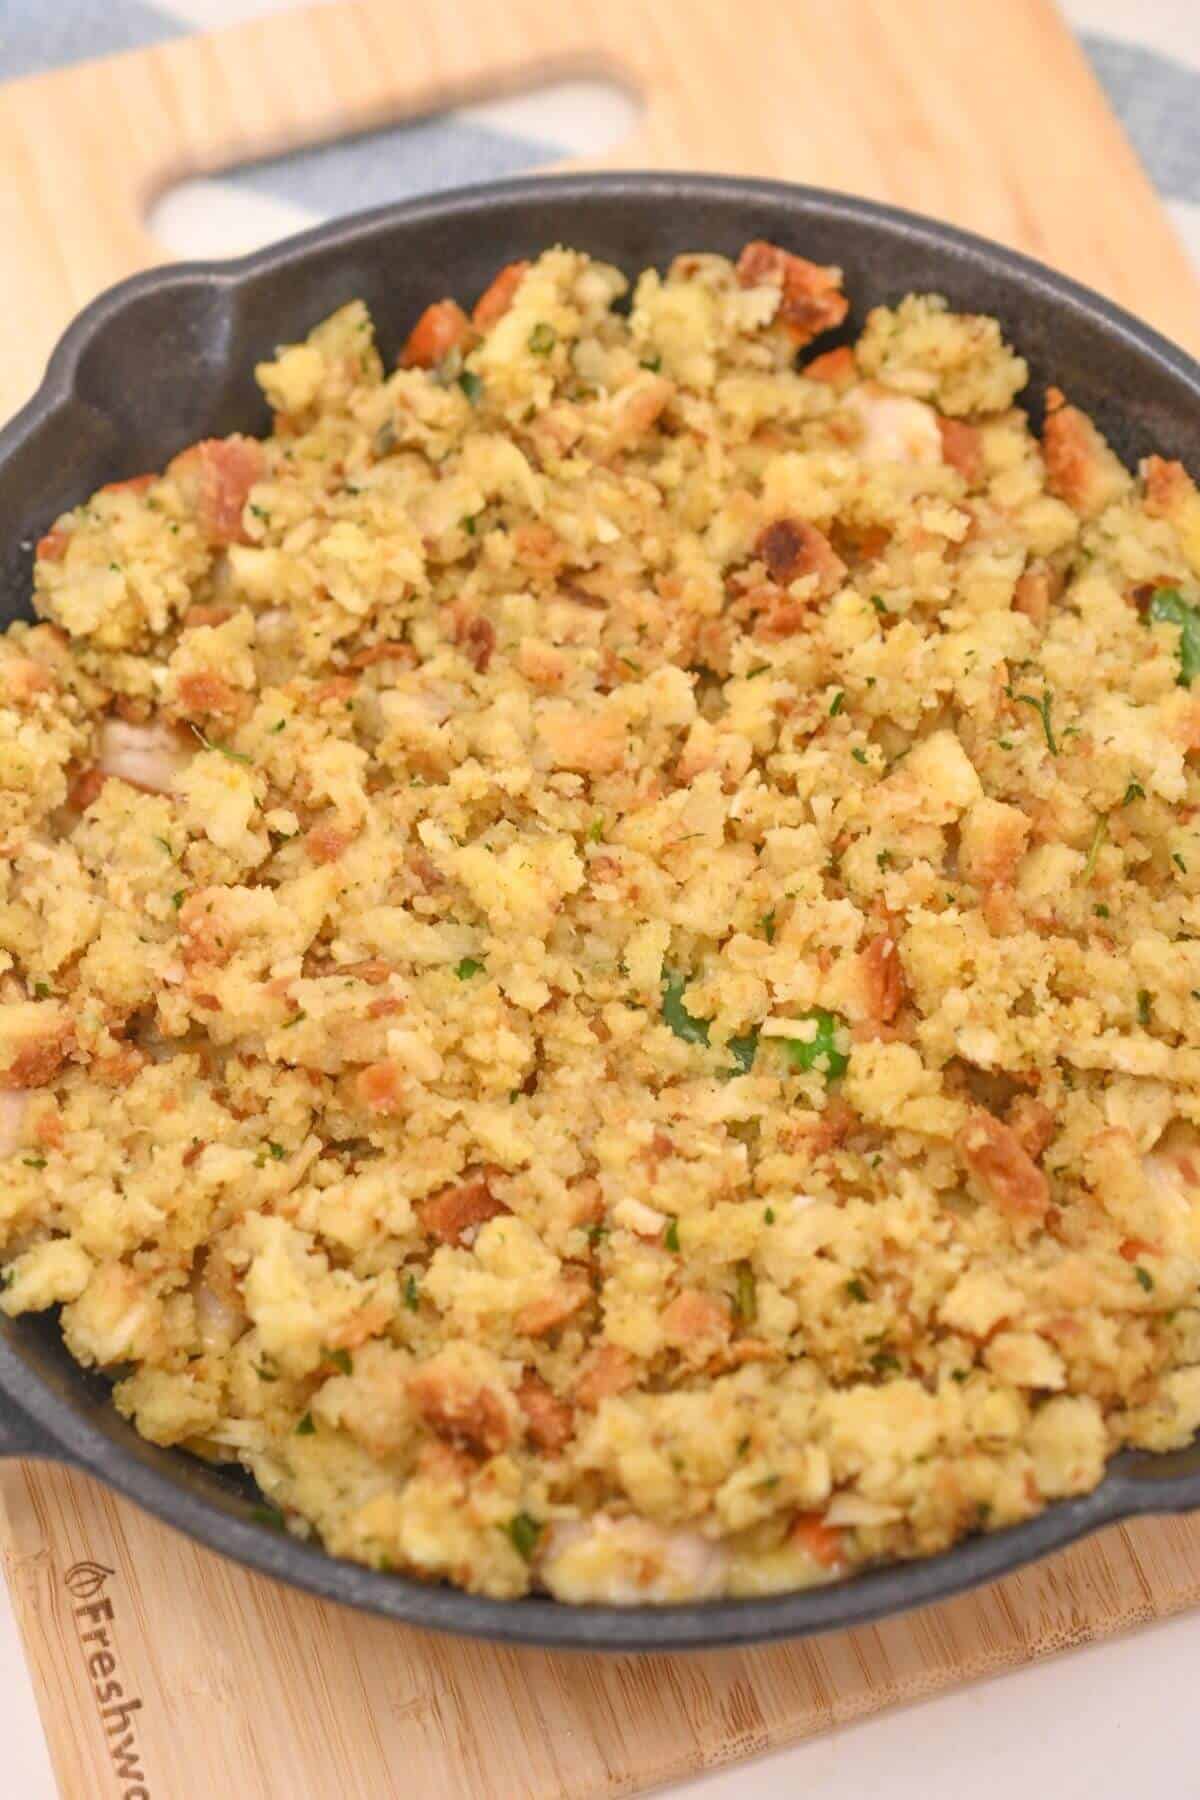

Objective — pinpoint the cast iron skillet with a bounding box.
[2,173,1200,1652]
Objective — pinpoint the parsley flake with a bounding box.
[189,724,252,765]
[505,1512,542,1561]
[1146,587,1200,686]
[784,1009,849,1080]
[734,1261,757,1324]
[1015,689,1058,755]
[661,971,710,1047]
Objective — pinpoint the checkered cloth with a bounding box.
[1,0,1197,268]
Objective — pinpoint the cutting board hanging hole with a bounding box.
[147,76,642,259]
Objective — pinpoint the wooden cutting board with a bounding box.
[2,2,1199,1796]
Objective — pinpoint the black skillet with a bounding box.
[2,173,1199,1651]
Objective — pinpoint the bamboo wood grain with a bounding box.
[1,1,1199,1795]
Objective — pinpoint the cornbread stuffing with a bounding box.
[5,242,1200,1604]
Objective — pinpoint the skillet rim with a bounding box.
[3,169,1200,1650]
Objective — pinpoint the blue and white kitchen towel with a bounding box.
[0,0,1196,269]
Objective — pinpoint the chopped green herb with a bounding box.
[252,1504,286,1532]
[254,1362,278,1383]
[871,1350,901,1377]
[249,504,271,524]
[1014,689,1058,755]
[461,513,478,535]
[528,322,557,356]
[282,1010,305,1028]
[734,1261,757,1324]
[764,1206,776,1224]
[760,910,777,944]
[505,1512,543,1561]
[268,719,286,734]
[153,835,173,856]
[455,957,485,980]
[1123,781,1145,806]
[661,971,710,1047]
[851,747,869,765]
[745,663,771,679]
[1174,852,1189,873]
[171,891,185,909]
[267,1141,285,1161]
[640,354,662,372]
[1137,989,1152,1027]
[845,1277,869,1303]
[295,1413,316,1435]
[189,723,252,765]
[22,1155,46,1169]
[870,595,887,615]
[1146,586,1200,686]
[1135,1265,1155,1293]
[324,1346,353,1376]
[784,1009,849,1080]
[726,1029,760,1076]
[664,1218,681,1252]
[1083,815,1108,881]
[585,1222,609,1247]
[458,371,483,405]
[1095,904,1110,918]
[736,1433,751,1457]
[829,689,845,717]
[32,981,50,999]
[404,1273,420,1312]
[587,816,605,844]
[876,850,892,871]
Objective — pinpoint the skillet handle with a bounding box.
[0,1385,64,1462]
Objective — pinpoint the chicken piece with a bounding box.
[541,1515,729,1604]
[843,383,943,466]
[94,717,193,796]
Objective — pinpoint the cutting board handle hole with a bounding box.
[147,76,641,261]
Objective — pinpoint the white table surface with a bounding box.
[3,0,1199,1792]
